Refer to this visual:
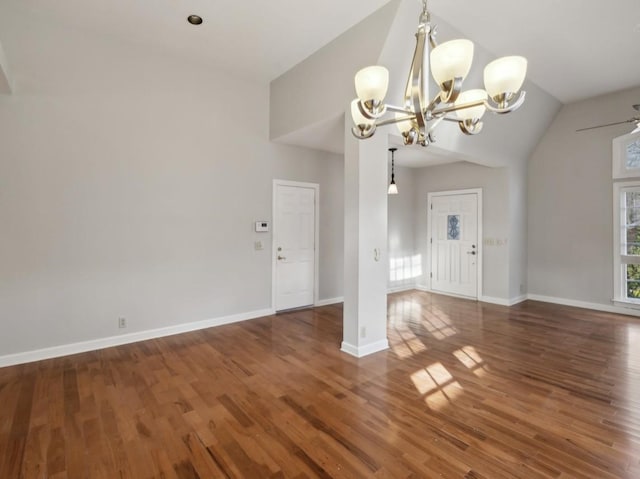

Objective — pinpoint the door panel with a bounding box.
[275,185,316,311]
[430,193,478,298]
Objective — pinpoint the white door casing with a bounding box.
[272,181,319,311]
[428,190,482,299]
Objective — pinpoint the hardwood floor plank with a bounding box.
[2,292,640,477]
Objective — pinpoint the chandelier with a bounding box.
[351,0,528,147]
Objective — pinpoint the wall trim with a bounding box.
[387,284,416,294]
[480,296,510,306]
[526,294,640,318]
[340,339,390,358]
[415,284,430,292]
[509,295,528,306]
[0,307,275,368]
[314,297,344,307]
[481,295,528,306]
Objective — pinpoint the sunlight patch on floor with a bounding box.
[422,309,458,340]
[391,328,427,359]
[425,381,464,409]
[411,361,464,410]
[453,345,488,377]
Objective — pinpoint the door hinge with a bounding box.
[430,203,433,210]
[430,272,433,278]
[430,238,432,244]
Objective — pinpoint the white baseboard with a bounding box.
[479,295,509,306]
[387,284,416,294]
[509,295,528,306]
[0,307,275,368]
[314,296,344,307]
[481,295,528,306]
[340,339,389,358]
[415,284,430,292]
[526,294,640,318]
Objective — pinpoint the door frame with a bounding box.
[272,179,320,311]
[427,188,483,300]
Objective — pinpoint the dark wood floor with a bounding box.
[1,291,640,478]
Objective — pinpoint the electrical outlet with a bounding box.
[360,326,366,338]
[118,317,126,329]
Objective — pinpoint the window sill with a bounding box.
[612,299,640,310]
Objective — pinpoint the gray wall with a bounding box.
[270,1,400,141]
[387,165,417,291]
[0,18,344,357]
[528,85,640,304]
[508,160,529,299]
[414,162,510,299]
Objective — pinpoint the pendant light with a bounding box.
[388,148,398,195]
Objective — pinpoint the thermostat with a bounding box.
[255,221,269,232]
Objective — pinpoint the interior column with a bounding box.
[342,111,389,357]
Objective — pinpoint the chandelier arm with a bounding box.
[458,120,483,135]
[376,114,417,128]
[485,91,527,114]
[428,26,438,49]
[425,92,443,117]
[385,104,412,114]
[405,26,428,138]
[357,99,385,120]
[431,98,485,117]
[427,117,444,133]
[437,77,463,104]
[351,125,376,139]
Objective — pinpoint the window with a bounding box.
[627,139,640,169]
[615,184,640,303]
[613,131,640,178]
[613,132,640,305]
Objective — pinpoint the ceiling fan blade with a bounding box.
[576,119,634,132]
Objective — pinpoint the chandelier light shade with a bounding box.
[388,148,398,195]
[456,89,488,121]
[395,112,415,134]
[430,39,474,89]
[350,0,527,146]
[484,56,528,104]
[355,66,390,104]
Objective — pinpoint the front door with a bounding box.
[429,191,480,298]
[274,183,316,311]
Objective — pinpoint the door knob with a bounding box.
[467,251,476,255]
[278,255,286,260]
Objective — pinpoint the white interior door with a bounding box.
[274,183,316,311]
[430,192,479,298]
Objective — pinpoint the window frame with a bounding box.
[613,181,640,306]
[613,131,640,179]
[613,131,640,307]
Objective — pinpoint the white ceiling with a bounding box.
[1,0,639,167]
[2,0,637,101]
[428,0,640,103]
[0,0,389,82]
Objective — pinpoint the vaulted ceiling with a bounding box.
[1,0,639,167]
[1,0,638,103]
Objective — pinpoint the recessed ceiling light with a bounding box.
[187,15,203,25]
